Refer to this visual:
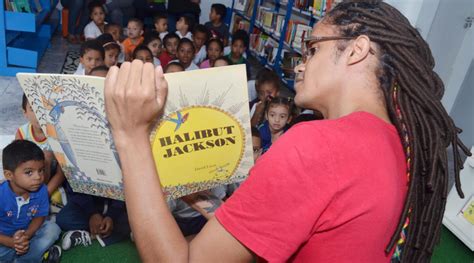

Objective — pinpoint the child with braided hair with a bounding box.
[102,0,471,262]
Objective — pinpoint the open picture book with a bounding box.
[17,65,253,200]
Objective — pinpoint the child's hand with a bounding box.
[13,230,29,255]
[105,61,168,145]
[99,217,114,238]
[89,213,104,237]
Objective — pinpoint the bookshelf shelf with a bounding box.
[231,0,332,90]
[0,0,59,76]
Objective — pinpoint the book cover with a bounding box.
[17,65,253,200]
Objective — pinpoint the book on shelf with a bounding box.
[234,0,247,12]
[17,65,253,201]
[5,0,42,12]
[243,0,255,18]
[231,15,251,34]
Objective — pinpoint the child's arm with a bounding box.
[23,217,45,240]
[0,233,14,248]
[47,165,65,197]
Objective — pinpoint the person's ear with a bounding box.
[140,30,144,36]
[287,116,292,124]
[4,170,13,180]
[347,35,371,65]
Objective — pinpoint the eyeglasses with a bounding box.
[301,36,354,63]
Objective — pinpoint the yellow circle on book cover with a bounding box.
[151,106,245,186]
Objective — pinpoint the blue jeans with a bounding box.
[60,0,91,36]
[0,220,61,262]
[56,202,131,246]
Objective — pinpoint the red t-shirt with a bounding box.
[159,51,174,68]
[215,111,407,262]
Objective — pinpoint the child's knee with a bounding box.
[39,220,61,241]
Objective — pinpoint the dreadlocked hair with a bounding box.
[325,0,471,261]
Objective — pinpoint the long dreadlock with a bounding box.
[324,0,471,261]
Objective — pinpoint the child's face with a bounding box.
[207,42,222,62]
[80,49,104,75]
[209,9,219,22]
[176,17,188,32]
[147,39,162,57]
[177,43,194,66]
[127,21,143,39]
[257,83,279,102]
[266,105,291,133]
[6,160,45,195]
[193,31,208,51]
[106,26,121,42]
[23,103,41,130]
[213,59,229,67]
[104,48,119,67]
[231,39,246,58]
[135,50,153,63]
[154,18,168,33]
[91,6,105,25]
[165,38,179,56]
[165,65,184,73]
[252,136,262,161]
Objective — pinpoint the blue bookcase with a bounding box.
[0,0,59,76]
[230,0,324,90]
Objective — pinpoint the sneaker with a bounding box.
[61,230,92,251]
[43,245,61,263]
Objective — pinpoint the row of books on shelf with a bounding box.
[256,6,286,33]
[4,0,43,12]
[294,0,335,16]
[234,0,256,18]
[285,21,312,49]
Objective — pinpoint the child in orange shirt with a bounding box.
[122,18,144,61]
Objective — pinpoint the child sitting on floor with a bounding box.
[132,45,154,64]
[200,38,224,69]
[0,140,61,262]
[159,32,180,68]
[205,3,230,45]
[143,31,162,66]
[213,56,231,67]
[175,15,193,40]
[74,40,105,75]
[153,13,168,40]
[89,65,109,77]
[165,61,185,73]
[16,95,66,200]
[96,33,121,68]
[226,30,251,76]
[84,1,107,40]
[258,97,294,153]
[192,24,210,65]
[122,18,144,61]
[171,38,198,71]
[250,69,281,127]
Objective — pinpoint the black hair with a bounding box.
[214,56,231,65]
[90,65,109,75]
[289,112,323,127]
[143,31,162,46]
[105,23,121,32]
[177,38,195,53]
[206,38,224,52]
[251,126,260,138]
[132,45,153,60]
[153,13,168,24]
[165,62,185,72]
[22,94,28,111]
[255,68,280,93]
[163,32,180,46]
[193,24,211,40]
[231,29,249,48]
[88,0,105,15]
[96,33,120,52]
[3,140,45,172]
[211,4,227,21]
[179,15,194,31]
[325,0,471,261]
[128,18,144,30]
[80,40,105,59]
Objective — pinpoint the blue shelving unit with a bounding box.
[230,0,323,90]
[0,0,59,76]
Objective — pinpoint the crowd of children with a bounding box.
[0,2,322,262]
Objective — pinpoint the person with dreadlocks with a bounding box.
[102,0,471,262]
